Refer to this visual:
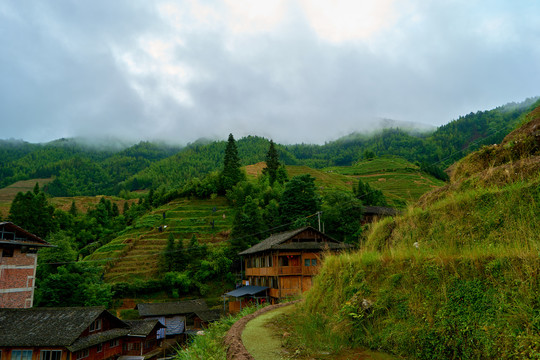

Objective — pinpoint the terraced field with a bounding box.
[323,156,445,206]
[89,197,234,283]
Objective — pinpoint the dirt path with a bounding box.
[224,301,301,360]
[241,304,294,360]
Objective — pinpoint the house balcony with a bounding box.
[278,266,302,275]
[245,267,277,276]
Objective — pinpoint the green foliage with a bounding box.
[280,174,320,228]
[354,179,387,207]
[263,140,281,185]
[8,184,57,238]
[230,195,265,254]
[35,262,113,307]
[219,134,246,194]
[176,305,262,360]
[321,190,363,244]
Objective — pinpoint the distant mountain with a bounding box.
[1,97,538,195]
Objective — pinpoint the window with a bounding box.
[311,259,317,266]
[76,349,89,360]
[2,247,14,257]
[109,339,119,348]
[11,350,32,360]
[97,343,103,353]
[304,259,311,267]
[40,350,62,360]
[89,318,102,332]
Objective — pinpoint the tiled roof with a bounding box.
[124,319,165,336]
[194,310,221,322]
[136,299,209,317]
[68,328,129,352]
[238,226,347,255]
[0,307,118,347]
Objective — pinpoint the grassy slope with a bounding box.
[299,107,540,359]
[246,156,444,207]
[89,197,233,283]
[324,156,445,206]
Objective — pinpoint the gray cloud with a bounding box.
[1,1,539,145]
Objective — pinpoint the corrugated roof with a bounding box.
[0,307,125,347]
[136,299,209,317]
[238,226,346,255]
[224,286,268,298]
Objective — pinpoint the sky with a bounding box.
[1,1,539,145]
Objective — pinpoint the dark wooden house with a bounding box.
[0,306,164,360]
[0,222,52,308]
[236,226,352,307]
[361,206,400,224]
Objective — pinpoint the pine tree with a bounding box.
[219,134,244,194]
[263,140,280,185]
[69,201,78,217]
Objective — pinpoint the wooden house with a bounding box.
[237,226,352,304]
[136,299,219,338]
[0,306,164,360]
[0,222,52,308]
[361,206,400,224]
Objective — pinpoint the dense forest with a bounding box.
[1,97,537,198]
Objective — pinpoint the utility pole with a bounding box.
[317,211,322,232]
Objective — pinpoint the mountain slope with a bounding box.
[299,104,540,359]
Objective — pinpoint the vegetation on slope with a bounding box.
[296,105,540,358]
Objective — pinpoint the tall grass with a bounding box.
[176,305,261,360]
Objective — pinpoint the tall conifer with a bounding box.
[219,133,244,194]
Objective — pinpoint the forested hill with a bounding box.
[286,97,540,168]
[0,97,538,197]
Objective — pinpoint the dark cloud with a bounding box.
[1,1,539,145]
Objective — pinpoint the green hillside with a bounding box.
[296,105,540,358]
[87,197,233,283]
[323,156,445,206]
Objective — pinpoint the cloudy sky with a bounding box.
[1,1,539,145]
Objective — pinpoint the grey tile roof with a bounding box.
[124,319,165,337]
[0,307,122,347]
[238,226,347,255]
[136,299,209,317]
[194,310,221,323]
[68,329,129,352]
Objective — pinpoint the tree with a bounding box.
[280,174,320,228]
[8,185,57,238]
[354,179,388,206]
[263,140,280,185]
[230,196,265,254]
[321,190,363,244]
[219,134,245,194]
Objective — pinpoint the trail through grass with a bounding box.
[242,305,294,360]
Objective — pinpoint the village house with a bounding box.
[226,226,352,312]
[361,206,400,224]
[136,299,220,338]
[0,306,165,360]
[0,222,52,308]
